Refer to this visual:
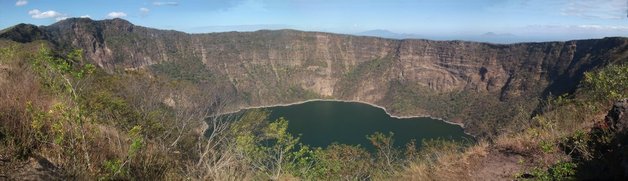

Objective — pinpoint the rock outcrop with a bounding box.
[579,99,628,179]
[605,98,628,132]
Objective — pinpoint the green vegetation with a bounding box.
[517,161,577,180]
[337,57,393,96]
[583,64,628,102]
[150,58,214,83]
[385,80,537,138]
[0,43,205,179]
[284,85,321,100]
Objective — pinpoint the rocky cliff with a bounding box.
[2,18,627,136]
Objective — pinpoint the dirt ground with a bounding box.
[469,150,531,180]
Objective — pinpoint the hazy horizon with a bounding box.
[2,0,627,43]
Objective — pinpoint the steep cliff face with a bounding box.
[2,18,627,136]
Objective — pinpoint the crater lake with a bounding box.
[216,100,473,150]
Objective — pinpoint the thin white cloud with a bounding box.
[28,9,64,19]
[498,24,628,42]
[574,24,628,31]
[15,0,27,6]
[140,7,150,15]
[80,15,91,18]
[55,16,68,21]
[107,12,127,18]
[522,24,628,34]
[153,1,179,6]
[560,0,627,19]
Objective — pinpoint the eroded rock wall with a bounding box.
[2,18,627,133]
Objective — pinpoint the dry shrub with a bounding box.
[494,131,542,156]
[0,62,49,159]
[397,140,488,181]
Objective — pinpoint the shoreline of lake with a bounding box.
[216,99,475,138]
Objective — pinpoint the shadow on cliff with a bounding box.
[534,38,626,115]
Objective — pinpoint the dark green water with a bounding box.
[242,100,473,150]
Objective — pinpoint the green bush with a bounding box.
[232,110,314,179]
[310,144,373,180]
[583,64,628,101]
[524,162,577,180]
[150,58,213,83]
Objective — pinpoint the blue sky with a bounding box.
[1,0,627,42]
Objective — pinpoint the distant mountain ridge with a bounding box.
[356,29,424,39]
[355,29,562,44]
[2,18,627,136]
